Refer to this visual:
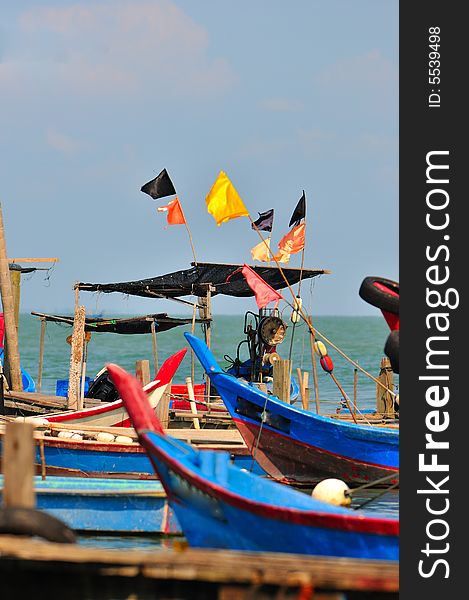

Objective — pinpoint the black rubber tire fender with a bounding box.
[359,276,399,315]
[384,330,399,374]
[0,507,76,543]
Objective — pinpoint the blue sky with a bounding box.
[1,0,398,317]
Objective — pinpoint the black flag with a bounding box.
[288,191,306,227]
[251,209,274,232]
[141,168,176,199]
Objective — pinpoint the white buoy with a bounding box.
[114,435,134,445]
[96,432,115,443]
[312,478,351,507]
[57,431,75,440]
[70,433,83,441]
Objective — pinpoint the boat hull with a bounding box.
[0,476,180,534]
[184,333,399,486]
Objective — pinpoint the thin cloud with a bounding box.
[6,0,236,98]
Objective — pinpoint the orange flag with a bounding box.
[157,197,186,225]
[277,223,305,255]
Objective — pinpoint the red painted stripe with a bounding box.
[233,417,398,472]
[141,433,399,537]
[373,281,399,298]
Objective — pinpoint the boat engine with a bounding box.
[226,308,287,382]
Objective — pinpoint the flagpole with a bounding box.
[177,202,198,265]
[184,221,198,265]
[248,214,396,398]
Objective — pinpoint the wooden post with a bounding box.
[135,360,151,387]
[273,359,291,404]
[37,317,46,393]
[10,268,21,332]
[150,320,159,375]
[186,376,201,429]
[67,304,86,410]
[376,357,394,417]
[308,317,320,413]
[2,421,35,508]
[155,379,171,429]
[0,204,23,391]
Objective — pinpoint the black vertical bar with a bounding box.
[401,2,464,597]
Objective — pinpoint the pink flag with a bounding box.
[241,264,282,309]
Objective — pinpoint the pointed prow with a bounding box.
[107,363,166,435]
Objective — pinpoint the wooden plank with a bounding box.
[8,258,59,263]
[0,536,398,593]
[2,421,35,508]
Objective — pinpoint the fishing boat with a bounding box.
[0,418,264,479]
[185,333,399,487]
[105,362,399,560]
[0,475,180,534]
[34,348,187,428]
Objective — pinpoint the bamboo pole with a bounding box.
[296,367,305,408]
[191,302,197,386]
[36,317,46,393]
[303,371,310,411]
[186,376,201,429]
[0,204,22,391]
[353,368,358,418]
[150,320,159,374]
[329,372,357,424]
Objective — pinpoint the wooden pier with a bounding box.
[0,535,398,599]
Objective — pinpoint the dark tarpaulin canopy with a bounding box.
[77,262,330,300]
[31,312,206,334]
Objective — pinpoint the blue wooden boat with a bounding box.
[0,475,180,534]
[105,362,399,560]
[0,425,265,479]
[185,333,399,487]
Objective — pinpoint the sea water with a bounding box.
[15,312,399,549]
[18,313,398,412]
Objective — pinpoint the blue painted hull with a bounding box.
[1,437,265,479]
[185,333,399,486]
[0,475,180,534]
[140,431,399,560]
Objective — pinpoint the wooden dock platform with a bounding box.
[0,535,398,599]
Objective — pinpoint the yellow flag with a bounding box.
[205,171,249,226]
[250,237,271,262]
